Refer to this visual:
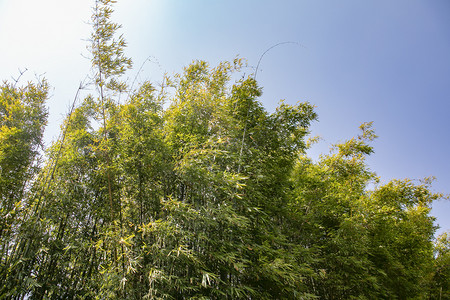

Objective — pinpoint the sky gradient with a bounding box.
[1,0,449,235]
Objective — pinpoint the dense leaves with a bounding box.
[0,1,448,299]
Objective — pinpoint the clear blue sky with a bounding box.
[1,0,449,235]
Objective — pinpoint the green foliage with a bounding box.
[290,123,443,299]
[365,179,438,299]
[0,80,48,298]
[0,1,447,299]
[428,232,450,299]
[0,80,48,208]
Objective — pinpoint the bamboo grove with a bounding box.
[1,1,449,299]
